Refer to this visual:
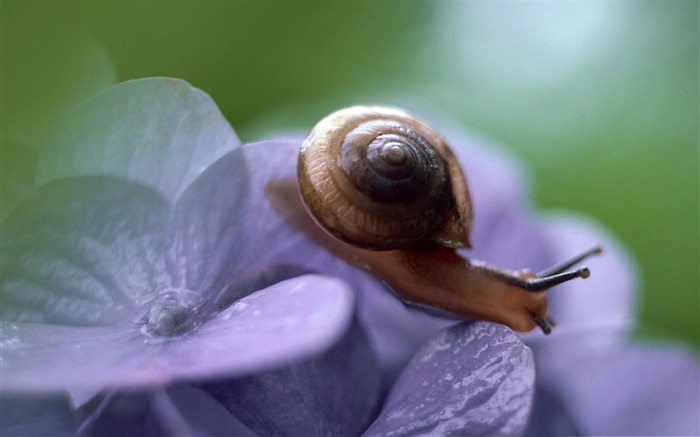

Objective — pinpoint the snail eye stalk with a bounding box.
[537,246,603,278]
[522,267,591,292]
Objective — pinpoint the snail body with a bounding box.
[298,106,471,250]
[295,106,599,334]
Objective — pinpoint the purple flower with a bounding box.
[1,78,697,436]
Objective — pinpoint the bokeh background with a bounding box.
[2,0,698,350]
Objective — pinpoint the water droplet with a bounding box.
[145,301,192,336]
[232,301,249,313]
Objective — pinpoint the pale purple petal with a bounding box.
[166,148,251,295]
[527,332,700,436]
[163,274,356,379]
[36,78,240,201]
[364,321,535,436]
[200,310,381,436]
[1,177,170,325]
[1,275,355,392]
[528,214,637,329]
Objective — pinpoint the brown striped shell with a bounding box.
[297,106,472,250]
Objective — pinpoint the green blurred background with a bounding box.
[2,0,698,350]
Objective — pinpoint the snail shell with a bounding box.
[297,106,472,250]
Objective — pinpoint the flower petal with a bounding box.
[162,274,356,380]
[527,332,700,436]
[364,321,535,436]
[1,275,356,393]
[199,305,381,436]
[36,78,240,201]
[169,140,310,286]
[167,148,251,295]
[530,213,637,328]
[1,176,170,325]
[0,321,145,393]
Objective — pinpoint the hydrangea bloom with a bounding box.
[1,78,698,436]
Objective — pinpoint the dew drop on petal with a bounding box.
[144,299,193,337]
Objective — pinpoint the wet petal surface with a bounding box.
[364,321,535,436]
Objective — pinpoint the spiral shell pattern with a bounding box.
[298,106,472,250]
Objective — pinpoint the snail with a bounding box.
[297,106,601,334]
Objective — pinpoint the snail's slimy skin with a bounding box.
[296,106,598,334]
[335,242,548,333]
